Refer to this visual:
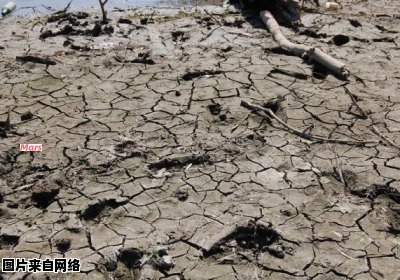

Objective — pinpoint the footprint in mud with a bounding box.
[201,220,290,262]
[79,198,128,221]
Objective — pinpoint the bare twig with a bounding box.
[259,10,350,80]
[337,249,356,260]
[343,86,400,150]
[334,150,345,184]
[204,10,222,26]
[199,25,222,42]
[55,0,73,14]
[240,100,379,146]
[231,113,250,132]
[371,125,400,150]
[343,86,368,119]
[41,5,53,11]
[98,0,109,24]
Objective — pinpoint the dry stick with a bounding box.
[99,0,109,23]
[199,25,222,42]
[259,10,350,80]
[204,9,222,26]
[343,86,368,119]
[372,125,400,150]
[240,100,379,145]
[231,113,251,132]
[334,150,345,184]
[59,0,73,14]
[344,87,400,150]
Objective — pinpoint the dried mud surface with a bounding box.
[0,1,400,279]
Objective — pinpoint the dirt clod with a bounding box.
[0,234,19,250]
[55,239,71,253]
[20,111,33,121]
[118,248,143,269]
[31,179,60,209]
[332,34,350,46]
[208,103,222,115]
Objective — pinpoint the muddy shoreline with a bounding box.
[0,1,400,279]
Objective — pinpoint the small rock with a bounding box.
[221,45,232,52]
[104,251,118,271]
[172,188,189,202]
[160,255,174,270]
[219,114,227,121]
[157,246,168,257]
[149,255,174,271]
[223,17,244,27]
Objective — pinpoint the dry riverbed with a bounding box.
[0,1,399,279]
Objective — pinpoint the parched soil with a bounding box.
[0,1,399,279]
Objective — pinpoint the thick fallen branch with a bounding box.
[240,100,379,145]
[260,10,350,80]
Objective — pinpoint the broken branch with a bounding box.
[98,0,109,24]
[342,86,400,150]
[259,10,350,80]
[371,125,400,150]
[240,100,379,145]
[344,86,368,119]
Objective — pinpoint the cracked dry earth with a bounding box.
[0,1,400,279]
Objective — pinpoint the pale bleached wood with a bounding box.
[260,10,350,79]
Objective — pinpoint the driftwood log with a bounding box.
[260,10,350,79]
